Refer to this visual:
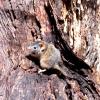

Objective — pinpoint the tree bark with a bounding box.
[0,0,100,100]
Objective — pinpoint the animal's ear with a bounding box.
[39,41,44,47]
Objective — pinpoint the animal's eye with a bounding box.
[34,47,36,49]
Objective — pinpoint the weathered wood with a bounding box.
[0,0,100,100]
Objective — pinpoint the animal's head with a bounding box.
[27,39,45,53]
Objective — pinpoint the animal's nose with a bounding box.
[27,45,32,50]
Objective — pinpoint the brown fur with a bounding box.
[28,40,67,76]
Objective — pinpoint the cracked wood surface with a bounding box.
[0,0,100,100]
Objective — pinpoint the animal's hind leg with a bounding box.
[54,64,67,76]
[38,60,49,73]
[38,69,46,73]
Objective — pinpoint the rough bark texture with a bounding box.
[0,0,100,100]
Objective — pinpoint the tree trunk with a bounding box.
[0,0,100,100]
